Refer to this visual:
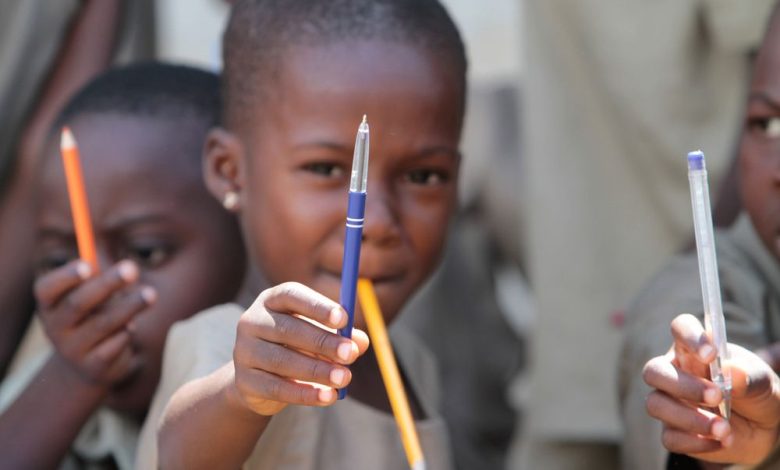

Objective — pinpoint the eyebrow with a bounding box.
[291,141,352,153]
[417,146,461,161]
[748,92,780,113]
[38,214,171,238]
[38,226,75,239]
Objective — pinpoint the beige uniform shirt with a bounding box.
[135,303,453,470]
[620,214,780,470]
[519,0,774,466]
[0,318,141,470]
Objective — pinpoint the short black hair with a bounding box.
[55,61,220,131]
[222,0,467,129]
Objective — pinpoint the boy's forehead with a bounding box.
[39,114,206,208]
[279,41,461,96]
[754,15,780,87]
[242,41,464,139]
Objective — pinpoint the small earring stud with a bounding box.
[223,191,239,211]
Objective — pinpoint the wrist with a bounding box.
[49,352,110,399]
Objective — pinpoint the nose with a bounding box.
[360,185,401,247]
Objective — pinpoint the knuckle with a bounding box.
[60,293,81,315]
[313,330,331,354]
[642,358,660,385]
[33,278,50,304]
[265,377,284,402]
[274,315,291,338]
[92,312,112,333]
[267,347,285,371]
[660,429,678,450]
[308,359,325,381]
[645,392,660,417]
[274,282,298,298]
[296,385,311,405]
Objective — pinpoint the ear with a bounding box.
[203,127,246,213]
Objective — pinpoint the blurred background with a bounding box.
[1,0,774,468]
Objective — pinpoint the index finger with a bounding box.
[259,282,347,330]
[34,260,92,309]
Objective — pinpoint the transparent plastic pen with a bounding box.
[337,115,369,399]
[687,150,731,419]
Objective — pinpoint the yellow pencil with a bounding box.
[357,278,425,470]
[60,127,99,272]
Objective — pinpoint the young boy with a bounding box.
[135,1,468,468]
[620,5,780,468]
[0,63,245,469]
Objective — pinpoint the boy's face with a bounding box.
[740,14,780,261]
[37,114,244,414]
[229,41,463,324]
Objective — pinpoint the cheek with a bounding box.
[402,195,454,266]
[248,190,344,282]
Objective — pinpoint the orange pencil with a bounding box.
[60,127,99,272]
[357,278,425,470]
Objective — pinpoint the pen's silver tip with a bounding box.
[362,114,367,124]
[720,394,731,420]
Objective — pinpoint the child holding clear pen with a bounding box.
[620,4,780,468]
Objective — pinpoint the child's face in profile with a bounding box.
[740,14,780,262]
[36,115,244,414]
[231,41,463,324]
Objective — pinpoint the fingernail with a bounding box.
[118,261,138,282]
[140,286,157,304]
[318,387,335,403]
[329,307,345,326]
[722,433,734,448]
[699,344,715,361]
[337,342,353,362]
[703,387,720,405]
[76,262,92,279]
[330,368,346,387]
[712,420,729,440]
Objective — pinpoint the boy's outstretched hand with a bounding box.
[643,313,780,465]
[34,259,156,387]
[229,282,370,416]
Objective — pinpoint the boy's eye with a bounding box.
[747,116,780,139]
[405,168,448,186]
[122,242,174,268]
[303,162,345,178]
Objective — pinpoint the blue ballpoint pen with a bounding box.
[338,115,369,399]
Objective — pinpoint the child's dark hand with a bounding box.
[34,260,156,387]
[643,313,780,465]
[230,282,369,416]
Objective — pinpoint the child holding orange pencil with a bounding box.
[135,1,468,468]
[0,63,245,469]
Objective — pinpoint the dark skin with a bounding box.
[643,13,780,467]
[0,114,245,469]
[0,0,123,381]
[158,41,464,469]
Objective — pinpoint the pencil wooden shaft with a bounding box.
[61,129,99,272]
[357,279,424,469]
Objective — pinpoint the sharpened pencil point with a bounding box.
[61,127,76,151]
